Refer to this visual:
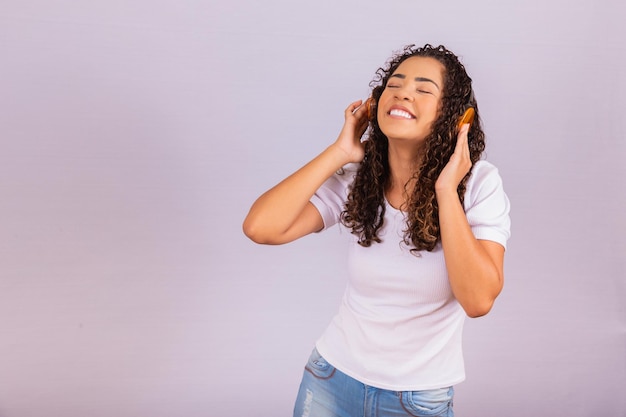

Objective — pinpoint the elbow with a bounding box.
[242,218,268,244]
[463,268,504,318]
[242,217,281,245]
[463,299,495,318]
[462,282,502,318]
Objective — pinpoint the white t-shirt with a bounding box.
[309,160,511,391]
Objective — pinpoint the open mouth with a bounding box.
[389,109,415,119]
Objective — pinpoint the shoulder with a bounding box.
[330,162,360,188]
[464,160,511,245]
[469,160,501,182]
[464,159,509,210]
[313,162,360,204]
[466,160,504,194]
[339,162,360,176]
[311,162,361,229]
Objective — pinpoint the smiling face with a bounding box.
[377,56,445,144]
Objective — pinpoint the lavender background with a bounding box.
[1,1,625,416]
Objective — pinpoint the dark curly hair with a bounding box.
[340,44,485,252]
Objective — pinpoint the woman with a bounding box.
[243,44,511,417]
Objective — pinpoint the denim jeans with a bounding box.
[293,348,454,417]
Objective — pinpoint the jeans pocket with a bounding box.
[399,387,454,417]
[304,348,336,380]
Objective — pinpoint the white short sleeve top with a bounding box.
[309,160,511,391]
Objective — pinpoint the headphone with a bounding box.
[457,90,475,130]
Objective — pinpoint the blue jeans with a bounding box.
[293,348,454,417]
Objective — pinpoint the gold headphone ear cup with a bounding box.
[457,107,475,130]
[366,98,375,120]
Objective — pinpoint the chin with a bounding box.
[383,130,428,144]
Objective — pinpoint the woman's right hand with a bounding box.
[332,99,370,164]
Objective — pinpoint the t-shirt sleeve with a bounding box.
[310,164,357,230]
[463,161,512,249]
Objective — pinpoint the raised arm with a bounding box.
[242,100,369,245]
[435,124,506,318]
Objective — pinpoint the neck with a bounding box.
[385,141,425,209]
[387,141,423,186]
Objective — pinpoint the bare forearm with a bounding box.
[437,189,503,317]
[243,144,350,244]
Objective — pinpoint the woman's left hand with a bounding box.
[435,124,472,193]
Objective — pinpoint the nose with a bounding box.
[394,86,413,101]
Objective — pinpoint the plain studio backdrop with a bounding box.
[1,1,625,416]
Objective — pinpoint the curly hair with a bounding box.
[340,44,485,252]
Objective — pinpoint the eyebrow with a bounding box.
[390,74,441,90]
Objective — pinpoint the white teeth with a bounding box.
[389,109,413,119]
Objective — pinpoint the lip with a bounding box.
[387,105,416,119]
